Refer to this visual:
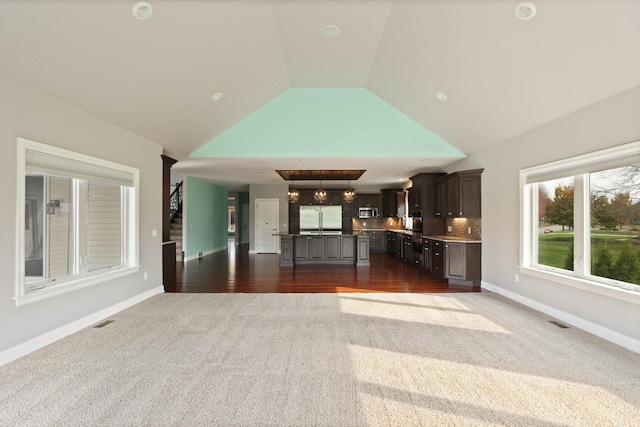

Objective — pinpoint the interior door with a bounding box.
[255,199,279,253]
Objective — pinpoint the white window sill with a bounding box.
[15,265,140,307]
[519,266,640,305]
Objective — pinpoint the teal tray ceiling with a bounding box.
[191,88,465,159]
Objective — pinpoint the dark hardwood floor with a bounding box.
[167,239,481,294]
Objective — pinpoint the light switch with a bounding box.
[152,229,158,237]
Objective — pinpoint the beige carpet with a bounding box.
[1,292,639,426]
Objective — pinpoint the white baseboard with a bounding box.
[185,245,227,262]
[0,286,164,367]
[248,250,280,254]
[481,281,640,354]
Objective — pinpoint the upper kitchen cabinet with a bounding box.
[407,183,421,212]
[297,189,343,206]
[299,190,314,206]
[409,173,446,216]
[434,169,483,218]
[326,190,343,206]
[381,189,402,218]
[357,194,381,209]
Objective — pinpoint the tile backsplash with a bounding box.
[447,218,482,240]
[353,217,404,230]
[352,216,481,240]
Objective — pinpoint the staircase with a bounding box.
[169,181,184,262]
[171,213,184,262]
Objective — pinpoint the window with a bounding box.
[520,141,640,296]
[16,138,139,306]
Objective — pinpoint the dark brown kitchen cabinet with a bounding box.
[325,235,341,259]
[434,169,483,218]
[294,236,310,260]
[291,235,357,264]
[407,182,421,212]
[381,189,401,217]
[386,231,396,256]
[458,172,482,217]
[326,191,343,206]
[295,235,324,260]
[342,197,355,216]
[309,236,325,259]
[445,242,481,287]
[428,238,446,279]
[357,194,380,209]
[340,235,356,261]
[402,234,412,263]
[342,216,353,234]
[368,231,386,252]
[409,173,447,215]
[299,190,314,206]
[289,214,300,234]
[422,239,431,271]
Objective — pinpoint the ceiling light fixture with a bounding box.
[287,180,300,204]
[515,2,536,20]
[436,92,448,101]
[211,92,223,101]
[343,180,356,204]
[321,25,340,38]
[314,181,327,203]
[132,2,153,20]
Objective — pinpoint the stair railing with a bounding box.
[169,181,183,222]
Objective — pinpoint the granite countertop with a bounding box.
[424,235,482,243]
[278,233,365,237]
[353,229,412,235]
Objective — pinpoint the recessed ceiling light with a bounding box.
[321,25,340,38]
[293,159,302,162]
[258,171,267,174]
[397,178,404,182]
[435,92,447,101]
[211,92,223,101]
[515,2,536,20]
[132,2,153,20]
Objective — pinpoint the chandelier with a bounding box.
[314,180,327,203]
[287,180,300,204]
[343,180,356,204]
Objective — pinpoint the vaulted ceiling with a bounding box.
[1,0,638,191]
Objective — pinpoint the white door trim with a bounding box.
[254,198,279,254]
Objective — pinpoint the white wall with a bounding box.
[0,74,163,355]
[446,86,640,351]
[248,184,288,252]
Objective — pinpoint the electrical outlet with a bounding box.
[515,273,519,282]
[447,226,452,232]
[468,227,471,234]
[143,272,148,280]
[152,229,157,237]
[363,222,366,226]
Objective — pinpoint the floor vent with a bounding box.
[93,320,114,328]
[549,320,569,329]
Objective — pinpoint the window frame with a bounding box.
[519,140,640,304]
[15,137,140,307]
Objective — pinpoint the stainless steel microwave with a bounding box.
[358,207,379,218]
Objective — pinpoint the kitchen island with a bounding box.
[280,234,370,267]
